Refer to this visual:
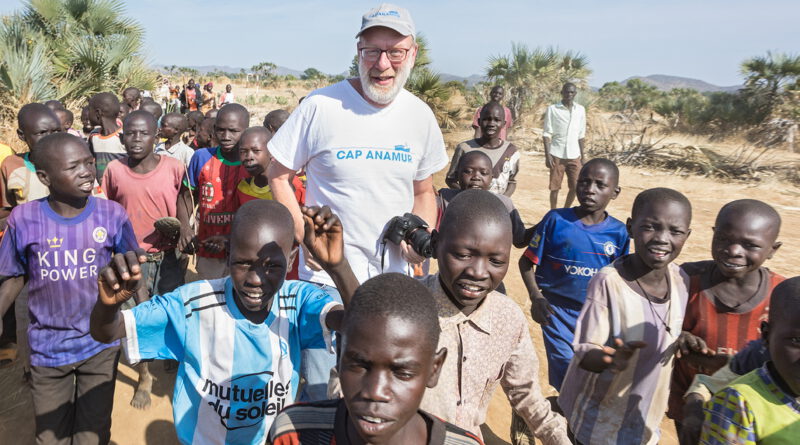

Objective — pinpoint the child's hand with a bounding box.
[201,235,227,254]
[98,249,147,307]
[602,338,647,373]
[178,228,196,254]
[530,296,555,326]
[302,206,345,271]
[676,331,714,358]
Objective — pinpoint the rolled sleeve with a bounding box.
[572,275,613,361]
[542,106,554,139]
[501,325,571,445]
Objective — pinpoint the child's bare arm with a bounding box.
[519,254,554,325]
[176,184,194,253]
[268,161,305,243]
[301,206,358,332]
[0,275,24,336]
[90,249,147,343]
[580,338,647,373]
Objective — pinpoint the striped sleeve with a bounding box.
[122,286,192,363]
[700,387,757,445]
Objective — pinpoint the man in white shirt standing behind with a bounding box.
[543,82,586,209]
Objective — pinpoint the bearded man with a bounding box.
[266,3,447,402]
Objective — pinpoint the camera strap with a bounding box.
[380,239,388,272]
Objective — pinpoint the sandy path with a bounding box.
[2,150,798,445]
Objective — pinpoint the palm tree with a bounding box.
[486,44,591,120]
[741,52,800,118]
[0,20,55,119]
[406,69,461,129]
[0,0,156,114]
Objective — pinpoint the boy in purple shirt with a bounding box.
[0,133,137,444]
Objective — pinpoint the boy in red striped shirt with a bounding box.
[669,199,784,444]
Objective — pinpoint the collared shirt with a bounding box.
[542,102,586,160]
[155,140,195,169]
[418,274,570,445]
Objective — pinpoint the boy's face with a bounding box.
[81,108,92,132]
[123,116,157,160]
[38,141,97,200]
[228,225,294,313]
[576,164,620,213]
[55,110,72,132]
[765,312,800,396]
[340,314,445,444]
[226,85,232,92]
[123,90,140,107]
[627,200,691,270]
[712,214,780,279]
[159,117,181,140]
[215,113,247,153]
[18,113,61,149]
[479,107,505,137]
[434,220,511,314]
[196,120,215,147]
[239,134,270,177]
[490,86,504,102]
[458,157,492,191]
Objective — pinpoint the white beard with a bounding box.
[358,58,412,105]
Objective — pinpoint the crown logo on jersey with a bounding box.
[47,237,63,248]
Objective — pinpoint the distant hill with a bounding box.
[621,75,742,93]
[156,65,305,78]
[439,73,486,87]
[156,66,741,95]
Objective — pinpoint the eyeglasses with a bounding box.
[358,47,411,63]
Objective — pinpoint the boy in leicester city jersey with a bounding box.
[0,133,138,444]
[519,158,629,390]
[90,200,359,445]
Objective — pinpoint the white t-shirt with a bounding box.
[268,80,448,285]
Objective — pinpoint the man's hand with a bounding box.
[201,235,227,254]
[302,206,345,271]
[98,249,147,307]
[676,331,714,359]
[400,240,426,265]
[530,296,555,326]
[601,338,647,373]
[545,154,554,169]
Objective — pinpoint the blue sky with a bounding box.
[1,0,798,86]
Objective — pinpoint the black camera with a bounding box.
[383,213,433,258]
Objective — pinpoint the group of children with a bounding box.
[0,86,796,445]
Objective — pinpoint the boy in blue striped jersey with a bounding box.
[90,200,359,445]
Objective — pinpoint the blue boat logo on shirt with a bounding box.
[603,241,617,256]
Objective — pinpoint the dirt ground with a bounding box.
[1,102,799,444]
